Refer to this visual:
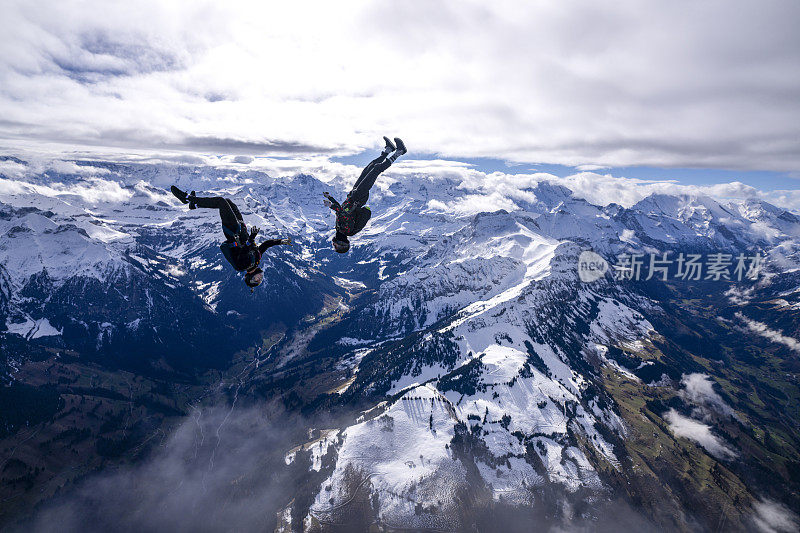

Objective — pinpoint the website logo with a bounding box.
[578,250,609,282]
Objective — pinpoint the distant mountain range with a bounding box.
[1,158,799,532]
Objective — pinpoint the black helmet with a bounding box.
[332,236,350,253]
[244,267,264,288]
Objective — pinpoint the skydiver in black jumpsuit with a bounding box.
[323,136,407,253]
[170,188,291,288]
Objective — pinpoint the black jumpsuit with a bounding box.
[192,196,283,271]
[328,154,391,238]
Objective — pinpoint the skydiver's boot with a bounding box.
[381,136,395,157]
[387,137,406,163]
[172,186,198,209]
[171,185,189,204]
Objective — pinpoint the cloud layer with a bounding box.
[2,0,800,170]
[22,404,310,533]
[752,498,800,533]
[3,154,800,215]
[679,373,736,420]
[664,408,737,460]
[736,312,800,353]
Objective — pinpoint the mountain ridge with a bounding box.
[1,158,799,531]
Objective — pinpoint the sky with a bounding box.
[0,0,798,197]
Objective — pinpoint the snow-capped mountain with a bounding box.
[2,158,799,531]
[0,165,342,376]
[297,182,800,530]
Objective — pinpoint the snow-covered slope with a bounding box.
[0,162,341,374]
[2,157,799,530]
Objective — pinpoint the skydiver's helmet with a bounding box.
[332,235,350,254]
[244,267,264,288]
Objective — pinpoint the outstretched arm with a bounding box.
[258,238,292,254]
[323,192,341,212]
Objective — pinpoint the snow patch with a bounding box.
[6,317,62,338]
[332,276,366,289]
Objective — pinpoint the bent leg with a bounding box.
[192,195,241,241]
[348,156,391,206]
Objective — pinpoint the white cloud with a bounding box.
[763,190,800,214]
[575,164,610,172]
[664,409,737,460]
[4,152,800,216]
[752,499,800,533]
[1,1,799,171]
[132,181,173,204]
[0,175,132,204]
[0,160,28,180]
[49,160,110,176]
[386,164,800,213]
[679,373,735,420]
[0,177,32,195]
[55,178,132,203]
[736,312,800,354]
[426,192,519,216]
[1,157,108,179]
[545,174,765,209]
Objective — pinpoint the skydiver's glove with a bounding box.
[323,198,332,208]
[280,237,292,246]
[323,192,340,211]
[249,226,260,241]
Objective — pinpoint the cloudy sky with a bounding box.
[1,0,799,190]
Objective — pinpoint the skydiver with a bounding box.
[323,136,407,253]
[169,188,291,289]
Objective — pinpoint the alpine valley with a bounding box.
[1,156,799,532]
